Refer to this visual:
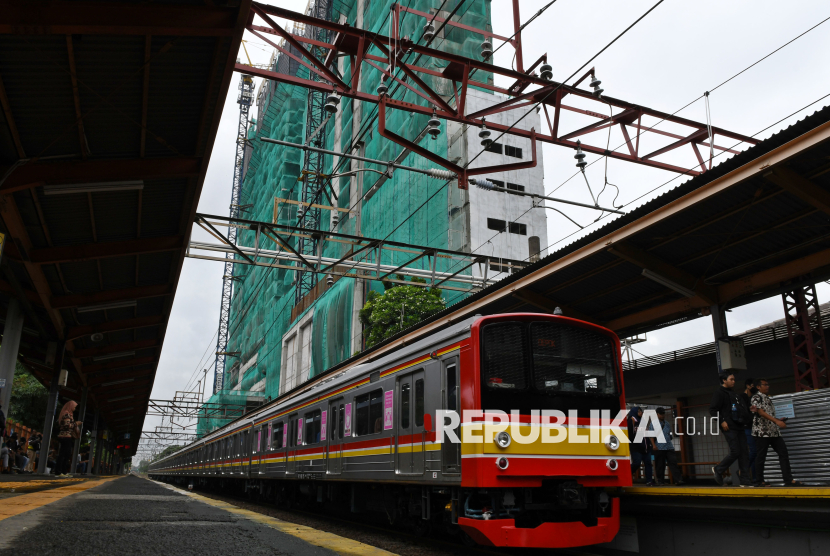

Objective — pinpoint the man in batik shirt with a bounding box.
[750,379,801,487]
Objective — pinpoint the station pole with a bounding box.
[70,386,88,475]
[37,341,65,474]
[0,298,24,415]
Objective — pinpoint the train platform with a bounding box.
[0,475,393,556]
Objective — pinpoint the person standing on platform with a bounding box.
[741,378,758,483]
[55,401,82,477]
[751,379,802,487]
[648,408,685,485]
[710,372,752,486]
[627,406,655,486]
[25,433,40,473]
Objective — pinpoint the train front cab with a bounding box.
[457,314,630,548]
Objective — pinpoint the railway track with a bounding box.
[159,481,601,556]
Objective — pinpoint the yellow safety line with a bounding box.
[0,476,123,521]
[621,486,830,498]
[157,481,396,556]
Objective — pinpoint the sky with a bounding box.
[140,0,830,453]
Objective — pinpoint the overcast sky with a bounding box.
[141,0,830,450]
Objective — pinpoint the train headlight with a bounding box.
[496,457,509,470]
[496,431,512,448]
[606,458,619,471]
[604,435,620,451]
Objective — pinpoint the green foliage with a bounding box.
[359,278,445,348]
[8,363,49,431]
[152,445,183,462]
[137,460,150,474]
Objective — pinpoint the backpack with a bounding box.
[730,391,752,426]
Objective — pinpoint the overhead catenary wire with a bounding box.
[548,12,830,197]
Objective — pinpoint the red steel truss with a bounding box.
[782,284,829,391]
[238,1,759,189]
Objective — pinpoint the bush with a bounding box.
[359,278,445,347]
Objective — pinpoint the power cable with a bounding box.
[548,12,830,197]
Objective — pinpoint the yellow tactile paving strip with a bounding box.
[621,486,830,498]
[0,476,122,521]
[159,482,395,556]
[0,478,85,493]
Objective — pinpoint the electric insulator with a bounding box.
[540,63,553,81]
[481,39,493,60]
[376,78,388,97]
[574,140,587,171]
[590,74,604,98]
[427,109,441,139]
[324,91,341,113]
[423,22,436,42]
[426,168,456,180]
[326,275,334,286]
[479,122,492,148]
[332,213,339,227]
[470,178,495,190]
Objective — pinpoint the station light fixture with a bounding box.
[77,300,137,313]
[641,269,697,298]
[92,351,136,362]
[100,378,135,387]
[43,180,144,196]
[107,395,135,403]
[111,407,135,414]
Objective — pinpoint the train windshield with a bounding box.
[480,321,619,414]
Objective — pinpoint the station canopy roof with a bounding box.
[0,0,252,454]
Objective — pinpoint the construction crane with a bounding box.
[212,71,255,394]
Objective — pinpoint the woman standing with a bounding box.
[55,401,82,477]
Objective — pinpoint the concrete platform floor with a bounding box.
[0,475,392,556]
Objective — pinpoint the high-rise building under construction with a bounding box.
[200,0,547,435]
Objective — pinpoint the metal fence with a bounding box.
[763,389,830,485]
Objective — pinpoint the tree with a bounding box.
[152,445,183,462]
[137,460,150,474]
[8,363,49,431]
[359,278,445,348]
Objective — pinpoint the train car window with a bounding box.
[482,322,530,391]
[530,322,616,395]
[266,424,272,450]
[330,407,338,440]
[272,422,284,448]
[355,389,383,435]
[401,383,411,429]
[338,404,345,439]
[446,364,459,412]
[415,379,425,427]
[304,410,321,445]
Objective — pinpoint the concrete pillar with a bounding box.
[94,427,104,475]
[86,410,98,475]
[70,386,88,475]
[710,304,728,340]
[0,297,24,415]
[37,341,65,474]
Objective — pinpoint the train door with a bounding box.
[442,357,461,474]
[243,429,251,478]
[327,398,343,475]
[286,414,298,475]
[252,427,262,475]
[396,369,425,475]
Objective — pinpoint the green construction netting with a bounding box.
[198,0,492,437]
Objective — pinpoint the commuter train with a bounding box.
[149,313,631,548]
